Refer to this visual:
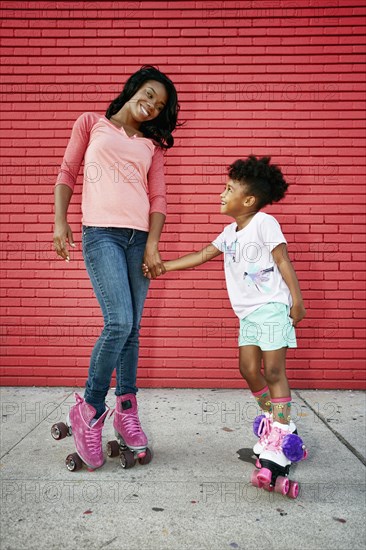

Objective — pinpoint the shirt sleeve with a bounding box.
[259,215,287,253]
[55,112,95,191]
[147,146,167,216]
[211,227,227,252]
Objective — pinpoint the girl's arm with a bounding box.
[165,244,222,272]
[143,244,222,278]
[272,243,306,326]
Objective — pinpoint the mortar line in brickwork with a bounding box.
[294,390,366,467]
[0,391,74,460]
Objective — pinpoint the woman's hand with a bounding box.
[53,219,75,262]
[143,244,166,279]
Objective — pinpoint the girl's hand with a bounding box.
[142,262,151,279]
[143,245,166,279]
[290,303,306,327]
[53,220,75,262]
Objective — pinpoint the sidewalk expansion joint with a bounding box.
[294,390,366,467]
[0,391,74,460]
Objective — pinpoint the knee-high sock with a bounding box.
[252,386,272,413]
[271,397,292,425]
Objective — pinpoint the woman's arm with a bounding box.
[272,243,306,326]
[52,113,95,261]
[143,146,167,278]
[143,212,166,279]
[53,184,75,261]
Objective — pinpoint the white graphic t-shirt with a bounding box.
[212,212,292,319]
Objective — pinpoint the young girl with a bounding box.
[53,65,180,469]
[143,155,306,472]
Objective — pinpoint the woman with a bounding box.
[53,65,180,469]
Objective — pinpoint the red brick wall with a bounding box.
[1,1,365,389]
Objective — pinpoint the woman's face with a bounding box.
[127,79,168,123]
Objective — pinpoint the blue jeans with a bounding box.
[82,226,150,417]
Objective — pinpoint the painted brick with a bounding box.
[0,1,365,390]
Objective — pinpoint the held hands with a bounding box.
[290,302,306,327]
[53,220,75,262]
[142,244,166,279]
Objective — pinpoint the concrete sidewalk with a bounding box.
[0,387,365,550]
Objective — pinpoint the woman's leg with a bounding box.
[82,227,135,417]
[116,229,150,396]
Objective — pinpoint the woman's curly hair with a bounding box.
[105,65,181,150]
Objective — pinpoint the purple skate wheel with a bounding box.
[106,440,120,458]
[257,467,272,485]
[51,422,68,440]
[138,447,152,465]
[65,452,83,472]
[274,476,290,495]
[287,480,299,499]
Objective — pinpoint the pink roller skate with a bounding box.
[253,412,273,463]
[253,414,298,459]
[107,393,152,469]
[250,421,307,499]
[51,393,109,471]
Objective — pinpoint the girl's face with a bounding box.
[220,180,254,217]
[127,79,168,123]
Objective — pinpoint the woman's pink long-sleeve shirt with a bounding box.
[55,112,167,232]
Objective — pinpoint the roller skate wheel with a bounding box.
[257,467,272,485]
[274,476,290,496]
[65,452,83,472]
[287,480,299,499]
[106,440,120,458]
[303,448,309,460]
[120,449,136,469]
[250,469,263,488]
[51,422,68,440]
[138,447,152,465]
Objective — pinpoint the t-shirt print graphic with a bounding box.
[243,265,274,293]
[223,240,239,263]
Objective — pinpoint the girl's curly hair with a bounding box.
[228,155,289,209]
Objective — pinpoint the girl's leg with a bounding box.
[239,346,271,413]
[116,230,150,396]
[82,227,135,418]
[262,347,292,424]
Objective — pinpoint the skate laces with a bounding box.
[122,411,143,437]
[85,423,103,452]
[74,392,84,405]
[264,426,286,454]
[257,416,271,446]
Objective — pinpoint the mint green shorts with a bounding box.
[238,302,297,351]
